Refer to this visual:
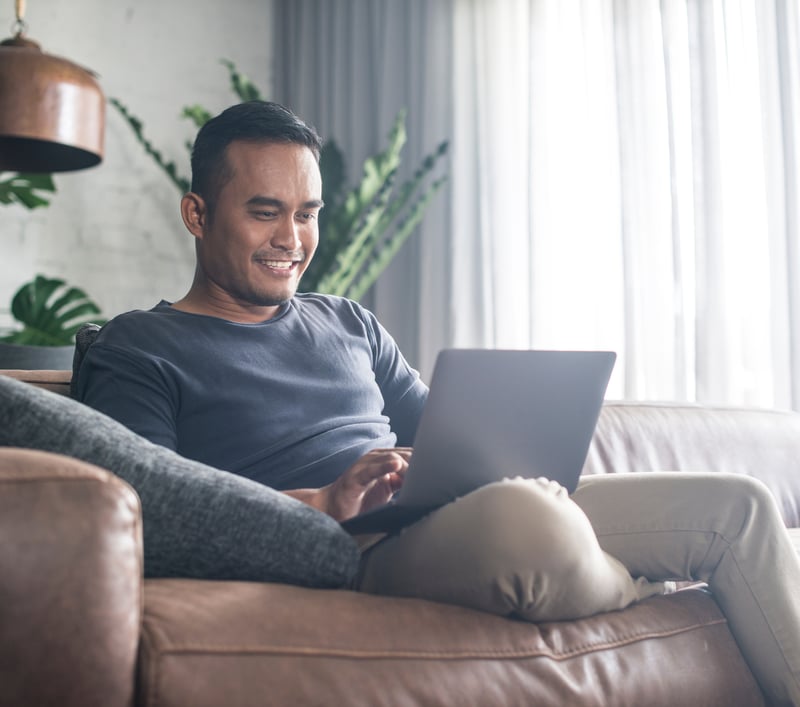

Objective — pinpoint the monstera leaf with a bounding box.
[0,172,56,209]
[1,275,104,346]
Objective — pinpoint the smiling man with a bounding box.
[75,101,800,706]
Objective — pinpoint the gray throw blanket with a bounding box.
[0,374,359,588]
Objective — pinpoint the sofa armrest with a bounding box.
[0,448,143,707]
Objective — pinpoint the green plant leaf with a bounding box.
[301,112,412,294]
[307,127,449,300]
[348,174,448,301]
[0,172,56,209]
[221,59,264,102]
[109,97,191,193]
[182,105,213,129]
[1,275,105,346]
[317,172,398,296]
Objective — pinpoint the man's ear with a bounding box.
[180,192,208,239]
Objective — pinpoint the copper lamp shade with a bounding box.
[0,34,105,172]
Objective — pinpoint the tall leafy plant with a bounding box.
[111,60,448,301]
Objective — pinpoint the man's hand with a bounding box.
[285,448,412,521]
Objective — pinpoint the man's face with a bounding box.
[195,140,323,314]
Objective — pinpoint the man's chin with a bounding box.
[247,285,298,308]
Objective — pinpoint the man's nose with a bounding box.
[270,218,301,251]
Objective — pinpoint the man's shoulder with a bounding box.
[93,301,189,351]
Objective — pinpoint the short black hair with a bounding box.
[190,100,322,205]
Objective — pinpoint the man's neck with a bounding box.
[170,291,284,324]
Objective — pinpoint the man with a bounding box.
[78,103,422,520]
[76,101,800,705]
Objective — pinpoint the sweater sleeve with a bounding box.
[358,306,429,446]
[75,342,180,452]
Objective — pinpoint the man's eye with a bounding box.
[299,212,317,221]
[255,211,277,219]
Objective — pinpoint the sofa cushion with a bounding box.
[0,373,360,588]
[137,580,765,707]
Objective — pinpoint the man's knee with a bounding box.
[360,477,595,599]
[462,478,647,620]
[463,477,597,572]
[359,477,645,621]
[455,479,605,612]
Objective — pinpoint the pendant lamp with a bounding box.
[0,0,104,172]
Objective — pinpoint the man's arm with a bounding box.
[358,306,428,445]
[75,343,179,451]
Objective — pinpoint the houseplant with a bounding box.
[111,60,448,301]
[0,172,92,369]
[0,170,104,368]
[0,274,104,369]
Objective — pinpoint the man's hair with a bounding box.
[190,100,323,206]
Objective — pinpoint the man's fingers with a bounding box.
[368,447,412,460]
[327,449,413,520]
[386,469,405,493]
[350,449,410,485]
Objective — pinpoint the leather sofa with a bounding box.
[4,368,800,706]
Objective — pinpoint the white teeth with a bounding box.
[261,260,294,269]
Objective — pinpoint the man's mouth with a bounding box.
[253,252,305,272]
[259,260,295,270]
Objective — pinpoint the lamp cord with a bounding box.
[11,0,26,36]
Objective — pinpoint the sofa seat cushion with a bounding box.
[138,580,764,707]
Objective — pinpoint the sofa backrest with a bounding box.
[1,369,71,396]
[4,369,800,528]
[585,401,800,528]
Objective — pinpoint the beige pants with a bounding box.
[357,473,800,706]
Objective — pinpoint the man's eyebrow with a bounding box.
[245,196,325,209]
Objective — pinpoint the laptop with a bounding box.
[340,348,615,535]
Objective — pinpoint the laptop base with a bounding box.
[340,502,442,535]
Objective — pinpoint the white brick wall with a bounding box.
[0,0,273,329]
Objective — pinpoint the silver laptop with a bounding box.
[341,348,615,535]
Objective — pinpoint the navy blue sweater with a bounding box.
[76,294,428,490]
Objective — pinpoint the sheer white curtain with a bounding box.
[274,0,800,408]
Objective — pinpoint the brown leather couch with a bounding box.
[5,369,800,706]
